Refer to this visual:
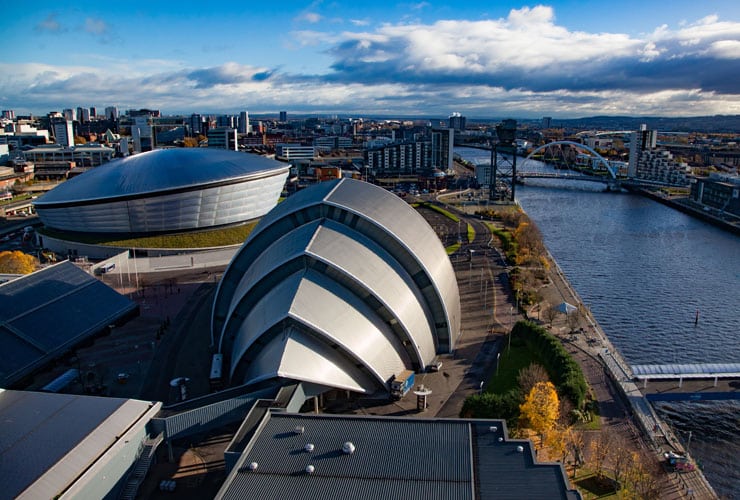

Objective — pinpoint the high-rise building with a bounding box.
[448,112,466,131]
[628,124,657,177]
[52,119,75,148]
[207,127,238,151]
[189,114,204,135]
[238,111,250,134]
[89,107,97,118]
[279,111,287,122]
[217,115,235,128]
[62,109,76,122]
[105,106,118,121]
[132,115,153,153]
[431,127,454,171]
[542,116,552,129]
[365,140,431,175]
[2,110,15,120]
[77,107,90,123]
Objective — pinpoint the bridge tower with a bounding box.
[490,119,517,203]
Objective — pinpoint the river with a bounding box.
[456,147,740,499]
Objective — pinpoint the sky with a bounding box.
[1,1,739,118]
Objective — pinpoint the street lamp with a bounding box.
[509,306,513,353]
[469,249,475,286]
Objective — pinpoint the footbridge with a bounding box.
[631,363,740,401]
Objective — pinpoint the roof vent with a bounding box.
[489,426,497,433]
[304,443,315,452]
[305,465,315,474]
[516,445,524,453]
[248,462,259,471]
[295,426,305,434]
[342,441,356,454]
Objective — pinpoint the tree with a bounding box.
[182,137,199,148]
[74,135,87,145]
[517,363,549,397]
[0,250,38,274]
[544,305,558,327]
[519,381,559,443]
[589,431,612,480]
[621,451,662,499]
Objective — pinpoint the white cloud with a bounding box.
[36,13,65,33]
[295,12,322,23]
[84,17,108,36]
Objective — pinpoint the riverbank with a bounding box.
[443,194,718,498]
[534,249,719,499]
[627,187,740,236]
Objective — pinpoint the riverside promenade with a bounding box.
[539,250,718,499]
[441,193,718,499]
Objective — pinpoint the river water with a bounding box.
[456,148,740,499]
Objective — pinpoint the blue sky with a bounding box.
[1,1,739,118]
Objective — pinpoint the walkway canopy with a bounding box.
[631,363,740,380]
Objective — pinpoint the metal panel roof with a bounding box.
[473,423,575,499]
[0,261,137,387]
[34,148,288,205]
[217,413,474,500]
[213,178,460,353]
[230,268,404,391]
[0,390,155,499]
[631,363,740,379]
[244,328,376,393]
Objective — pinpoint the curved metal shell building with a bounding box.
[212,178,461,394]
[33,149,289,234]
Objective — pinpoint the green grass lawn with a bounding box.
[467,223,475,243]
[39,222,258,248]
[486,341,543,395]
[446,242,461,255]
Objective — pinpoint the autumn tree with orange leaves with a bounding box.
[0,250,38,274]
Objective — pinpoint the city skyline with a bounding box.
[2,1,739,118]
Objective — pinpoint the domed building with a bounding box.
[33,148,289,235]
[212,178,460,395]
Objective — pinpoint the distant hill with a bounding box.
[544,115,740,133]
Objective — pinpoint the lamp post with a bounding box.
[508,306,513,353]
[469,249,475,286]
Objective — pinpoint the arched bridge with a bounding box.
[523,141,619,179]
[457,141,622,189]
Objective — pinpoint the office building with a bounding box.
[238,111,251,134]
[448,112,466,131]
[690,173,740,216]
[62,108,76,122]
[2,110,15,120]
[131,115,153,153]
[542,116,552,129]
[276,144,315,161]
[51,119,75,148]
[279,111,287,122]
[104,106,118,121]
[208,127,238,150]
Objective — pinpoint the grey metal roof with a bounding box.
[34,148,288,205]
[217,412,580,500]
[213,179,461,382]
[217,412,474,500]
[631,363,740,379]
[220,219,433,372]
[0,390,155,499]
[473,422,576,499]
[0,261,137,387]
